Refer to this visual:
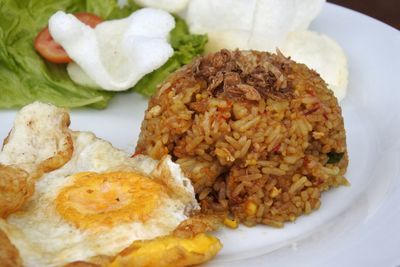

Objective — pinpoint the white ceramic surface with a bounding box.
[1,3,399,267]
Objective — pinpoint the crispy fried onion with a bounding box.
[193,49,293,101]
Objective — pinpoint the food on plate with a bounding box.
[34,13,103,64]
[133,0,190,13]
[48,8,174,91]
[185,0,325,51]
[0,165,34,219]
[0,102,220,266]
[0,229,22,267]
[136,49,349,227]
[0,0,206,108]
[0,102,73,217]
[109,233,221,267]
[184,0,348,101]
[281,30,348,101]
[290,0,326,31]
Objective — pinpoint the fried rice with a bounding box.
[136,49,348,228]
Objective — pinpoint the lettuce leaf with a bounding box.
[0,0,206,109]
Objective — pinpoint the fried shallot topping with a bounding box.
[192,49,293,101]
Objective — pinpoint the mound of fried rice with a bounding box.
[136,49,348,228]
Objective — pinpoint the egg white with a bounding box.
[0,131,198,267]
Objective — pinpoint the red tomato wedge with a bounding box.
[34,13,103,64]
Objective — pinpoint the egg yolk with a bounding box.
[109,233,222,267]
[55,171,164,229]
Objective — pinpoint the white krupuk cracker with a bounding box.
[204,30,251,53]
[248,0,296,51]
[134,0,190,13]
[186,0,257,33]
[290,0,326,31]
[49,8,175,91]
[282,30,348,101]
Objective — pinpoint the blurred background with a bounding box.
[328,0,400,29]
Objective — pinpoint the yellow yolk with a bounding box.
[55,172,165,229]
[109,233,222,267]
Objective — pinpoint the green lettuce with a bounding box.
[0,0,206,109]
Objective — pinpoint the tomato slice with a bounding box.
[34,13,103,64]
[74,13,103,28]
[34,27,72,64]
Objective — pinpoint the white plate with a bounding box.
[1,3,399,267]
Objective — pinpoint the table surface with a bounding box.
[328,0,399,29]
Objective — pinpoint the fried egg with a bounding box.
[0,102,199,267]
